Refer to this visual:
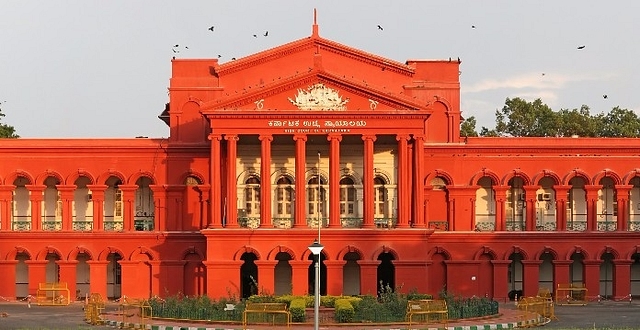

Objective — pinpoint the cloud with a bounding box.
[463,72,603,94]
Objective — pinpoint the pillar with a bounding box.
[396,134,410,227]
[493,186,509,231]
[413,135,425,227]
[491,260,511,301]
[225,134,239,227]
[0,260,18,298]
[117,261,141,298]
[204,260,243,298]
[362,135,376,228]
[585,185,600,231]
[118,185,138,231]
[259,135,273,227]
[56,185,75,231]
[25,260,48,296]
[524,186,541,231]
[553,185,570,231]
[87,260,109,298]
[328,134,342,228]
[552,260,572,289]
[87,185,107,231]
[0,185,14,231]
[254,260,278,295]
[615,185,632,231]
[446,187,477,231]
[357,260,381,296]
[612,259,632,300]
[293,135,307,228]
[324,260,346,296]
[208,134,223,228]
[151,185,169,231]
[521,260,542,297]
[289,260,312,295]
[583,260,601,299]
[196,184,210,229]
[57,260,78,301]
[26,185,45,231]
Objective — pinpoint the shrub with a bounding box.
[289,298,306,322]
[334,299,355,323]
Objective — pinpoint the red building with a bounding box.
[1,18,639,302]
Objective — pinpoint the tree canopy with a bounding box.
[460,97,640,138]
[0,105,18,138]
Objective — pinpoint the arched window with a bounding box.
[307,176,326,217]
[276,177,293,217]
[374,176,387,218]
[340,177,356,216]
[244,177,260,216]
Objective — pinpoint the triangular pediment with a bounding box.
[200,70,431,113]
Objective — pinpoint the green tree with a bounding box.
[460,116,479,137]
[0,105,18,138]
[494,97,558,137]
[555,105,597,137]
[598,106,640,137]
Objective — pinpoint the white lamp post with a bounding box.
[308,240,324,330]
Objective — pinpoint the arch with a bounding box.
[237,168,260,186]
[472,246,498,260]
[432,96,452,112]
[370,246,399,261]
[96,170,127,185]
[128,172,157,185]
[266,245,297,261]
[469,168,500,186]
[622,169,640,185]
[271,168,296,184]
[178,170,206,186]
[336,245,365,260]
[66,169,96,185]
[563,169,590,185]
[97,246,126,261]
[565,245,590,260]
[4,170,34,185]
[597,245,620,260]
[35,246,64,261]
[592,169,622,186]
[305,169,328,183]
[233,246,262,261]
[626,245,640,260]
[502,169,532,186]
[35,170,64,185]
[426,246,452,260]
[338,168,362,185]
[534,246,560,260]
[531,169,562,186]
[67,246,95,261]
[424,170,454,186]
[373,168,393,185]
[181,99,203,111]
[5,246,33,260]
[503,245,530,260]
[128,246,158,261]
[180,246,205,260]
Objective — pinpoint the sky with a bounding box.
[1,1,639,138]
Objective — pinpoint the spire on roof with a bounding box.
[312,8,319,37]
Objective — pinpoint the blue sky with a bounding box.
[1,1,638,137]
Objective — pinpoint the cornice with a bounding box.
[316,38,413,76]
[204,112,429,120]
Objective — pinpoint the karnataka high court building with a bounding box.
[1,19,640,303]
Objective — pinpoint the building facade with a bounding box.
[0,21,639,302]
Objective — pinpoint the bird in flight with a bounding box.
[253,34,257,38]
[577,45,586,50]
[471,25,476,29]
[217,54,222,58]
[231,57,236,60]
[208,26,214,32]
[264,31,269,37]
[603,94,608,99]
[377,25,383,30]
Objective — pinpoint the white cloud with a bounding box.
[463,72,604,94]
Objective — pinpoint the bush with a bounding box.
[334,299,355,323]
[289,298,306,322]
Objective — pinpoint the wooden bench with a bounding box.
[406,299,448,327]
[243,302,290,329]
[36,282,70,306]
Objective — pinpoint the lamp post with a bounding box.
[308,240,324,330]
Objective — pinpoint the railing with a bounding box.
[506,220,525,231]
[272,217,293,228]
[475,221,495,231]
[536,220,557,231]
[306,217,328,229]
[103,220,123,231]
[42,219,62,231]
[134,217,154,231]
[629,220,640,231]
[567,221,587,232]
[340,217,363,228]
[12,216,31,231]
[239,217,261,228]
[428,221,448,231]
[374,217,397,228]
[72,219,93,231]
[597,221,617,231]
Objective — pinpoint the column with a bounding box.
[324,260,346,296]
[0,260,18,298]
[26,185,45,231]
[293,135,307,228]
[117,261,140,298]
[584,185,600,231]
[259,135,273,227]
[87,185,107,231]
[151,185,169,231]
[493,186,509,231]
[413,135,425,227]
[328,134,342,228]
[552,260,572,289]
[196,184,210,229]
[26,260,48,296]
[615,185,632,231]
[0,185,14,231]
[225,134,239,228]
[204,260,243,298]
[86,260,109,298]
[357,260,381,296]
[208,134,223,228]
[362,135,376,228]
[289,260,312,295]
[583,260,601,300]
[491,260,511,301]
[553,185,570,231]
[254,260,278,295]
[56,185,75,231]
[118,185,138,231]
[396,134,410,227]
[446,187,477,231]
[612,259,633,300]
[521,260,542,297]
[57,260,78,301]
[524,185,540,231]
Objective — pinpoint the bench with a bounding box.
[36,282,70,306]
[406,299,448,327]
[243,302,290,329]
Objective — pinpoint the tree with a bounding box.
[598,106,640,137]
[494,98,558,137]
[555,105,597,137]
[0,105,18,138]
[460,116,479,137]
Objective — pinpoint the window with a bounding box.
[339,177,356,216]
[307,176,326,216]
[244,177,260,215]
[276,177,293,216]
[374,176,387,217]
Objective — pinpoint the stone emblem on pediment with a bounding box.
[288,83,349,111]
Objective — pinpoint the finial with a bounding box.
[312,8,319,37]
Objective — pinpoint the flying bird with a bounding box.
[541,73,546,76]
[264,31,269,37]
[231,57,236,60]
[253,34,257,38]
[603,94,608,99]
[377,25,383,30]
[174,44,179,48]
[471,25,476,29]
[217,54,222,58]
[208,26,214,32]
[577,45,586,50]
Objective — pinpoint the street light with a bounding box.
[308,239,324,330]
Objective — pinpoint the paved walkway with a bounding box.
[101,305,545,330]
